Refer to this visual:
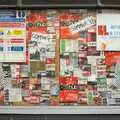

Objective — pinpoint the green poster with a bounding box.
[60,40,65,53]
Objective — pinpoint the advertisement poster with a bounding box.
[97,12,120,51]
[0,11,26,62]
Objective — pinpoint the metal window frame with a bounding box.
[0,0,120,9]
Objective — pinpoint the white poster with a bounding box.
[97,11,120,51]
[0,11,26,62]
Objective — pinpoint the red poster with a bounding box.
[105,52,120,66]
[60,13,81,39]
[59,90,78,103]
[59,76,78,85]
[27,11,48,41]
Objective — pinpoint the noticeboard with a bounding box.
[0,9,120,114]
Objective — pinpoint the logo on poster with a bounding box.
[98,25,120,37]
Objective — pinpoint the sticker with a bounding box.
[7,30,24,36]
[9,88,22,102]
[11,46,24,51]
[87,91,94,104]
[41,84,51,91]
[0,64,11,89]
[60,76,78,85]
[79,91,87,104]
[11,65,20,78]
[46,64,55,71]
[97,77,107,91]
[20,65,28,77]
[50,84,59,96]
[41,77,50,84]
[24,96,40,104]
[31,32,51,43]
[59,90,78,103]
[69,16,96,34]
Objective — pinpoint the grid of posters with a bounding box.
[59,10,105,105]
[0,10,119,106]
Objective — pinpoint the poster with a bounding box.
[97,11,120,51]
[0,11,26,62]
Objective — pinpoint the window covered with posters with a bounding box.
[0,9,120,109]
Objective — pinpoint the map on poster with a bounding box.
[97,13,120,51]
[0,11,26,62]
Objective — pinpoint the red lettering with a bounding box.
[98,25,109,35]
